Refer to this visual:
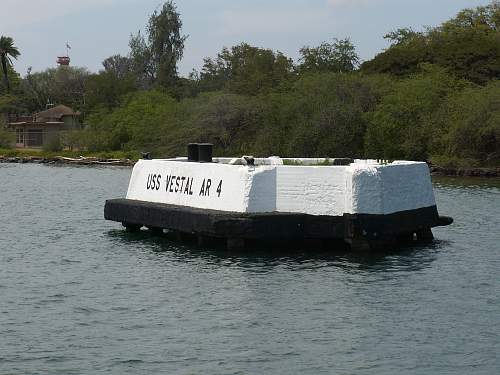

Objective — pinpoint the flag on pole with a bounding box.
[66,43,71,50]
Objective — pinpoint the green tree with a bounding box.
[439,1,500,32]
[256,72,379,157]
[384,28,423,46]
[0,36,20,92]
[129,31,153,88]
[21,66,89,112]
[0,117,14,148]
[85,56,137,112]
[129,1,187,88]
[364,65,467,160]
[86,90,178,151]
[0,94,22,114]
[102,54,133,79]
[199,43,294,95]
[299,38,359,73]
[362,1,500,84]
[361,32,428,77]
[177,92,263,154]
[85,71,136,112]
[441,82,500,164]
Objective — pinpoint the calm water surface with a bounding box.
[0,164,499,375]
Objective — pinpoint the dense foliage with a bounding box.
[361,2,500,85]
[1,1,499,166]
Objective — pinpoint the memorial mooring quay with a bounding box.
[104,144,453,251]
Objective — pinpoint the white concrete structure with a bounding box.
[126,158,436,216]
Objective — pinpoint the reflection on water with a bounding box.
[107,227,441,277]
[1,165,499,375]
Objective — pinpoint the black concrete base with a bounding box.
[104,199,453,251]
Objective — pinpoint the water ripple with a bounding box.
[0,165,499,375]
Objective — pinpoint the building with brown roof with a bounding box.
[8,105,82,148]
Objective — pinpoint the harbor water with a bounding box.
[0,164,499,374]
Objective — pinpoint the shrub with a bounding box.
[0,123,14,148]
[43,133,62,152]
[442,82,500,165]
[364,65,468,160]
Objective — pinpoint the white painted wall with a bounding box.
[379,162,435,214]
[246,167,277,212]
[126,160,276,213]
[345,162,435,214]
[126,159,436,216]
[345,164,383,215]
[276,166,348,216]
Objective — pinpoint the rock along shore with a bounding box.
[429,164,499,178]
[0,155,135,166]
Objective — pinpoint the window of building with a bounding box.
[16,129,24,145]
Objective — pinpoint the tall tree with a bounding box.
[0,36,20,92]
[148,1,187,86]
[129,1,187,87]
[129,31,153,88]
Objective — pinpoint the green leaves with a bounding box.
[198,43,294,96]
[364,66,466,161]
[443,82,500,164]
[299,38,359,74]
[362,2,500,84]
[256,73,376,158]
[0,35,21,92]
[129,1,187,88]
[22,66,89,113]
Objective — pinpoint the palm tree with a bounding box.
[0,36,20,92]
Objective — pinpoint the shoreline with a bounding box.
[429,164,499,178]
[0,155,134,166]
[1,155,498,177]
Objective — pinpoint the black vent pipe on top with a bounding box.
[198,143,213,163]
[187,143,199,162]
[187,143,213,162]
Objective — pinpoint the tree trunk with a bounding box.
[1,54,10,91]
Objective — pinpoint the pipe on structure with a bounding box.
[187,143,213,163]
